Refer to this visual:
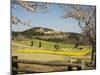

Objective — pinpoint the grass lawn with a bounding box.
[12,38,92,56]
[13,38,75,50]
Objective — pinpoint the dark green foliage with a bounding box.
[39,41,42,48]
[54,44,60,51]
[31,40,34,46]
[68,33,80,48]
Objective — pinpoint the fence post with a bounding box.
[12,56,18,75]
[81,59,85,69]
[76,58,82,70]
[77,66,82,70]
[68,66,72,71]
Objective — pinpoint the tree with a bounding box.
[62,5,96,64]
[11,0,48,26]
[69,33,80,48]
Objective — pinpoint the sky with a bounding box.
[12,2,82,33]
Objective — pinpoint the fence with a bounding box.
[12,56,85,74]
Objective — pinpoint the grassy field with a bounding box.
[12,38,92,56]
[13,39,75,50]
[12,38,93,73]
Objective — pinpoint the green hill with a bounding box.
[12,27,84,44]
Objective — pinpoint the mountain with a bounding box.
[12,27,81,42]
[12,27,90,45]
[12,27,80,37]
[12,27,54,37]
[22,27,55,37]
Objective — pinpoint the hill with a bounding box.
[12,27,80,38]
[12,27,84,44]
[12,27,54,37]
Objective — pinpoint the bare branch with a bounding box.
[11,0,49,25]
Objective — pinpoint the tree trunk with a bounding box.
[91,42,96,66]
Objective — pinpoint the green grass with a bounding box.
[13,39,75,50]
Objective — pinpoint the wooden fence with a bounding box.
[12,56,85,74]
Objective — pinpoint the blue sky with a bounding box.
[12,3,81,33]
